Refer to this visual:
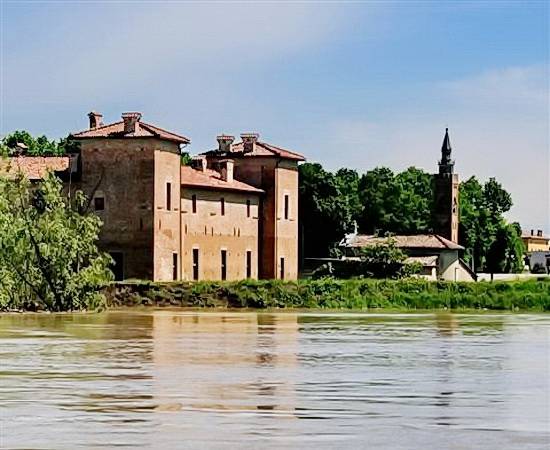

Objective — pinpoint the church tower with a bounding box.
[433,128,459,243]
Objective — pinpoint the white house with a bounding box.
[339,233,477,282]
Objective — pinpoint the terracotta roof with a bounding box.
[203,140,305,161]
[341,234,464,250]
[181,166,263,194]
[71,120,190,144]
[1,156,71,180]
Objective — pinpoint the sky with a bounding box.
[1,0,548,231]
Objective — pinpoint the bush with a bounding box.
[104,278,550,312]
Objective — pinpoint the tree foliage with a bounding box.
[300,162,524,274]
[0,130,78,156]
[0,174,113,311]
[357,166,434,234]
[313,237,422,279]
[299,163,361,257]
[459,176,523,273]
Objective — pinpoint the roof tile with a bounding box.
[71,120,190,144]
[1,156,71,180]
[181,166,263,194]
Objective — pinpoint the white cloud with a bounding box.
[4,3,348,105]
[442,64,548,108]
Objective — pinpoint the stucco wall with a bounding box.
[439,250,474,281]
[181,188,260,280]
[214,156,300,280]
[153,147,182,281]
[274,161,299,280]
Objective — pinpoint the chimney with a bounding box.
[241,133,259,153]
[538,229,543,237]
[531,229,535,236]
[191,156,207,172]
[121,112,142,134]
[217,134,235,153]
[220,159,234,183]
[88,111,103,129]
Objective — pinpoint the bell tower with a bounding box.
[433,128,459,243]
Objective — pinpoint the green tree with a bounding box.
[459,176,521,273]
[357,166,433,234]
[314,237,421,279]
[0,174,113,311]
[1,130,76,156]
[299,163,361,257]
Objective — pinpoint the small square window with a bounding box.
[94,197,105,211]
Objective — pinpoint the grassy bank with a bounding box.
[105,278,550,312]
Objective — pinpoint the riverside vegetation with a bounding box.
[106,278,550,312]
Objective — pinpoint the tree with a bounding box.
[299,160,521,275]
[459,176,521,273]
[1,130,76,156]
[299,163,361,257]
[0,173,113,311]
[357,167,434,234]
[313,237,421,279]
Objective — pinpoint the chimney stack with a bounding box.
[220,159,234,183]
[217,134,235,153]
[531,229,535,236]
[121,112,142,134]
[191,156,207,172]
[88,111,103,129]
[538,229,543,237]
[241,133,259,153]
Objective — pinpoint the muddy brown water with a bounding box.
[1,311,549,449]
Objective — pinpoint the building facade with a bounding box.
[201,133,304,280]
[521,229,550,253]
[6,111,304,282]
[339,234,476,282]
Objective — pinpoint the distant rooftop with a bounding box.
[1,156,71,180]
[202,133,305,161]
[181,166,263,194]
[340,234,464,251]
[71,111,190,144]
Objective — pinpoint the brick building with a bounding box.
[59,111,305,281]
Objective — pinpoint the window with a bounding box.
[94,197,105,211]
[221,250,227,281]
[246,199,251,218]
[280,257,285,280]
[166,183,172,210]
[284,194,289,220]
[172,253,178,281]
[109,252,124,281]
[192,194,197,213]
[221,197,225,216]
[192,249,199,281]
[246,251,252,278]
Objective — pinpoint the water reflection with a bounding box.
[0,312,548,449]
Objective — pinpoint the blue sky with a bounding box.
[2,1,548,230]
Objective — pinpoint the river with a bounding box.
[1,311,549,449]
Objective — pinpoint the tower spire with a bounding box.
[439,127,454,174]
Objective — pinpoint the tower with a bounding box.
[433,128,459,243]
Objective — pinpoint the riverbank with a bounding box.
[105,278,550,312]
